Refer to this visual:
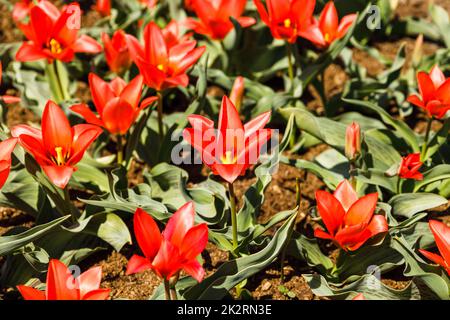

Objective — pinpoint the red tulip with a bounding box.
[314,179,388,251]
[398,153,423,181]
[185,0,256,40]
[301,1,356,48]
[230,76,245,111]
[183,96,272,184]
[184,0,195,11]
[12,100,102,189]
[0,62,21,104]
[102,30,132,75]
[71,74,157,136]
[126,202,208,282]
[15,1,102,63]
[138,0,157,8]
[17,259,110,300]
[419,220,450,276]
[407,65,450,119]
[0,138,18,189]
[254,0,316,44]
[126,22,205,91]
[345,122,361,161]
[162,20,193,50]
[94,0,111,17]
[12,0,39,22]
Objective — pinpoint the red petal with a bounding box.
[429,220,450,265]
[1,95,21,104]
[69,124,102,165]
[101,98,136,135]
[212,163,246,184]
[164,202,195,247]
[0,138,18,161]
[314,228,335,240]
[29,5,53,47]
[267,0,289,21]
[126,254,153,275]
[182,259,205,282]
[429,65,446,88]
[407,94,425,109]
[42,100,73,158]
[337,14,357,39]
[333,179,359,211]
[152,239,182,280]
[170,46,205,75]
[42,165,74,189]
[419,249,446,267]
[15,42,49,62]
[315,190,345,236]
[344,193,378,227]
[254,0,269,24]
[218,96,243,133]
[72,35,102,54]
[82,289,110,300]
[45,259,79,300]
[134,208,162,260]
[180,223,209,260]
[77,266,102,298]
[144,22,168,66]
[299,25,326,48]
[70,103,104,127]
[435,78,450,104]
[120,75,143,108]
[417,72,436,104]
[243,111,271,140]
[17,285,46,300]
[318,2,339,40]
[89,73,116,115]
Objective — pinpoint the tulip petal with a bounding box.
[45,259,79,300]
[120,75,143,108]
[134,208,162,260]
[337,14,357,39]
[236,17,257,28]
[42,165,74,189]
[435,78,450,104]
[417,72,435,104]
[254,0,269,24]
[180,223,209,260]
[42,100,73,158]
[14,134,49,166]
[1,95,21,104]
[17,285,46,300]
[152,239,182,280]
[314,228,335,240]
[171,46,205,75]
[140,96,159,110]
[15,42,49,62]
[126,254,153,275]
[315,190,345,235]
[419,249,446,268]
[77,266,103,298]
[407,94,425,109]
[0,138,18,161]
[182,259,205,282]
[318,2,339,40]
[164,202,195,247]
[70,103,104,127]
[89,73,116,115]
[144,22,168,66]
[0,161,11,189]
[69,124,103,165]
[101,98,136,135]
[243,111,271,140]
[212,163,246,184]
[344,193,378,227]
[72,35,102,54]
[82,289,110,300]
[429,65,446,88]
[429,220,450,265]
[333,180,359,211]
[218,96,243,135]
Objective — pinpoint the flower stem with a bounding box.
[397,177,402,194]
[46,61,70,103]
[286,43,294,90]
[157,91,164,143]
[349,161,357,190]
[228,182,238,253]
[63,187,77,223]
[116,134,123,166]
[420,117,433,161]
[164,279,171,301]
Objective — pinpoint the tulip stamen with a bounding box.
[324,33,330,43]
[49,38,63,55]
[157,64,164,71]
[54,147,66,166]
[283,19,292,28]
[220,151,237,165]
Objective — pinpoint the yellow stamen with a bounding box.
[324,33,330,43]
[55,147,65,166]
[283,19,291,28]
[49,38,62,55]
[220,151,237,165]
[157,64,164,71]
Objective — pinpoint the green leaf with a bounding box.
[389,193,448,218]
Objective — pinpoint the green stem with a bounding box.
[286,43,294,90]
[397,177,402,194]
[228,182,238,254]
[63,187,77,223]
[164,279,171,301]
[116,134,123,166]
[349,161,357,190]
[420,117,433,161]
[157,91,164,143]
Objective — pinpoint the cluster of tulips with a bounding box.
[0,0,448,300]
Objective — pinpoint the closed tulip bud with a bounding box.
[230,76,245,111]
[94,0,111,17]
[345,122,361,161]
[412,34,423,69]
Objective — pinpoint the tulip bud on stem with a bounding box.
[157,91,164,143]
[228,182,239,254]
[420,117,433,161]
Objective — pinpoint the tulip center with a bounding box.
[157,64,164,71]
[324,33,331,43]
[54,147,66,166]
[220,151,237,165]
[283,19,292,28]
[49,38,62,55]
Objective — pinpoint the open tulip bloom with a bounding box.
[126,203,208,299]
[12,100,102,189]
[126,22,205,91]
[102,30,133,75]
[15,1,102,63]
[314,180,388,251]
[17,259,110,300]
[183,96,272,251]
[0,138,18,189]
[185,0,256,40]
[398,153,423,181]
[419,220,450,276]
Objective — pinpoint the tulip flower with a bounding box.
[126,22,205,91]
[254,0,316,44]
[162,20,193,50]
[12,100,102,189]
[301,1,357,48]
[0,138,18,189]
[184,0,194,11]
[419,220,450,276]
[183,96,272,251]
[230,76,245,112]
[15,1,102,63]
[17,259,110,300]
[407,65,450,119]
[12,0,39,22]
[102,30,132,75]
[94,0,111,17]
[345,122,361,161]
[314,179,388,251]
[126,203,208,299]
[185,0,256,40]
[0,62,21,104]
[398,153,423,181]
